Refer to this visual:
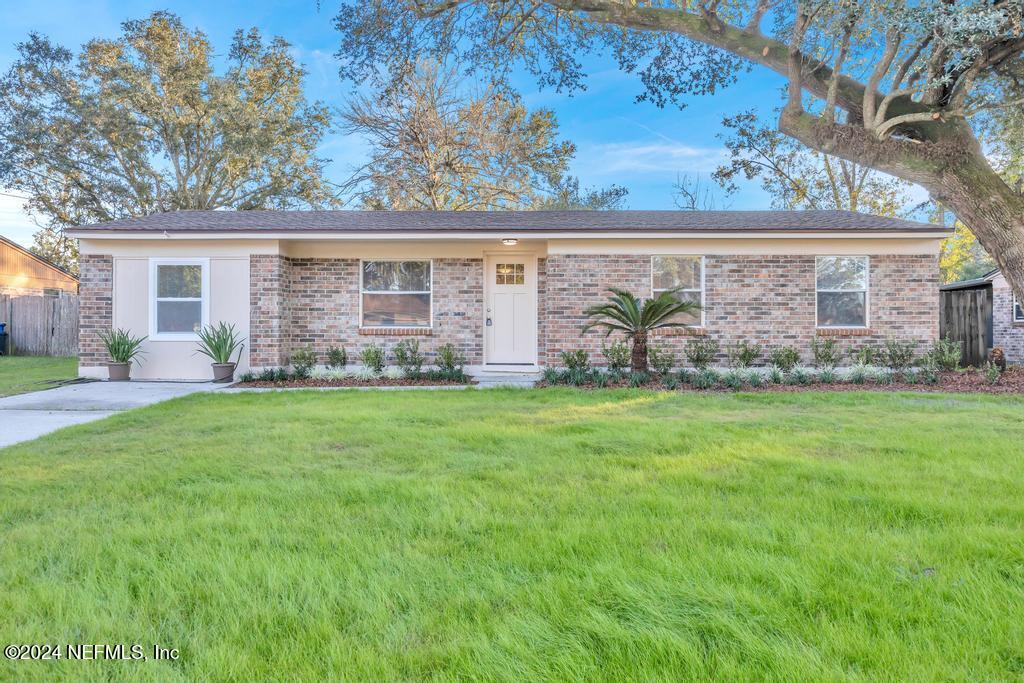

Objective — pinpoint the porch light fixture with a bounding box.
[501,238,518,246]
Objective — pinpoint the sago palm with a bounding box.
[582,288,701,372]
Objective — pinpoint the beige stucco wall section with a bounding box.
[547,237,942,255]
[110,257,251,380]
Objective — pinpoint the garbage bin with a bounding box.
[0,321,7,355]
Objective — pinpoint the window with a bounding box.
[360,260,432,328]
[150,259,208,338]
[495,263,524,285]
[816,256,868,327]
[1014,294,1024,323]
[652,256,703,325]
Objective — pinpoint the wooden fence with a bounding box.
[0,293,79,357]
[939,287,992,367]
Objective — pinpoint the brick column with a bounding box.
[78,254,113,369]
[249,254,289,368]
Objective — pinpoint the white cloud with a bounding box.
[575,140,727,176]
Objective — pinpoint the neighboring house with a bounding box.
[940,269,1023,365]
[67,210,949,380]
[0,235,78,296]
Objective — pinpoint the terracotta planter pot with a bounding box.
[211,362,236,383]
[107,362,131,381]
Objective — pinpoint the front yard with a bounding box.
[0,356,78,397]
[1,389,1022,680]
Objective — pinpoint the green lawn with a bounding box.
[1,389,1023,681]
[0,356,78,397]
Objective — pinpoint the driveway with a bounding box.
[0,381,223,449]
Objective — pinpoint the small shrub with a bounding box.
[766,364,784,385]
[722,369,745,390]
[648,344,676,376]
[238,371,255,383]
[628,371,651,387]
[607,369,624,383]
[384,366,404,379]
[769,346,801,373]
[353,367,376,381]
[542,367,561,385]
[662,376,679,391]
[257,367,277,382]
[290,347,316,378]
[676,368,693,385]
[685,337,719,370]
[693,368,719,390]
[326,346,348,370]
[878,369,897,385]
[919,357,940,384]
[436,343,466,374]
[902,369,919,384]
[819,368,836,384]
[787,367,812,385]
[745,370,764,388]
[985,361,1002,385]
[592,371,609,388]
[601,339,631,372]
[565,368,589,386]
[273,367,290,382]
[849,363,868,384]
[360,344,387,375]
[728,340,762,368]
[928,336,961,371]
[811,337,843,370]
[394,339,425,377]
[560,349,590,371]
[851,345,877,366]
[883,338,917,371]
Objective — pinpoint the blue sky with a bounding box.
[0,0,784,247]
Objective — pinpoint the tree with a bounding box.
[534,175,628,210]
[941,222,997,283]
[333,0,1024,298]
[30,226,79,276]
[672,173,727,210]
[0,11,337,239]
[340,61,578,210]
[582,288,700,372]
[712,109,916,217]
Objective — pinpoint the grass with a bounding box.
[1,389,1023,680]
[0,356,78,397]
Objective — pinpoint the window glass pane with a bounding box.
[816,257,867,290]
[157,264,202,298]
[496,263,524,285]
[1015,297,1023,321]
[362,261,430,292]
[652,256,700,290]
[817,291,866,327]
[362,293,431,327]
[157,301,202,333]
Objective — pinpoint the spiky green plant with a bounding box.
[582,288,700,373]
[194,322,245,365]
[99,328,147,364]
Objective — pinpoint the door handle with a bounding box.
[486,318,493,326]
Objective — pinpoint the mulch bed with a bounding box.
[538,366,1024,395]
[236,376,475,389]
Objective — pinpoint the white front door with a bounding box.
[485,255,538,365]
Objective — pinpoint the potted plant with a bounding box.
[195,322,246,382]
[98,328,147,381]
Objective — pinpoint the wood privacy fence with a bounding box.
[0,293,79,357]
[939,287,992,367]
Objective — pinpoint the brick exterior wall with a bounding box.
[541,253,939,367]
[992,275,1024,363]
[249,256,484,367]
[78,254,113,368]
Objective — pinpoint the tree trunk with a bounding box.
[631,331,648,373]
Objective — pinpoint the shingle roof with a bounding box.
[73,209,947,234]
[939,268,1001,291]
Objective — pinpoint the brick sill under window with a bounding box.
[358,327,432,336]
[651,327,708,337]
[816,327,872,337]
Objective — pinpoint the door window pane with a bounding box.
[496,263,524,285]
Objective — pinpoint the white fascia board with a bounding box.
[65,230,951,240]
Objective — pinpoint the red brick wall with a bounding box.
[542,253,939,367]
[250,257,484,367]
[78,254,113,368]
[992,276,1024,363]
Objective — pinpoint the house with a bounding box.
[940,269,1023,365]
[67,210,949,380]
[0,234,78,296]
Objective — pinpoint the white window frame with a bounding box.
[149,258,210,341]
[359,259,433,329]
[1014,294,1024,323]
[815,255,870,329]
[651,255,705,328]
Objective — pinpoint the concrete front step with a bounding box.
[471,371,541,388]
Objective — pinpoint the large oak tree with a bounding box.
[334,0,1024,296]
[0,12,337,242]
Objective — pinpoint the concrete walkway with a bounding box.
[0,381,222,449]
